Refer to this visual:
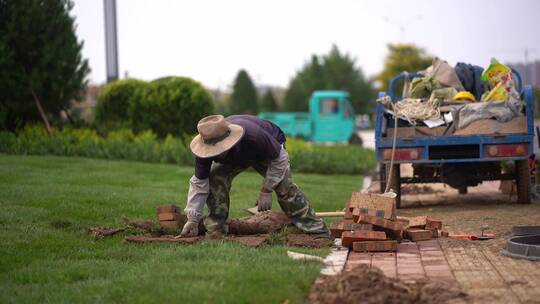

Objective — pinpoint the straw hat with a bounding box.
[190,115,244,158]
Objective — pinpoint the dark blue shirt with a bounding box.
[194,115,286,179]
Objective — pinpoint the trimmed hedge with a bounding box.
[286,138,376,175]
[0,125,193,165]
[0,126,376,175]
[94,76,213,137]
[130,76,213,137]
[94,78,147,131]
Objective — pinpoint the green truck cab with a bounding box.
[258,90,359,144]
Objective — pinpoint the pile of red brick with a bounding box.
[330,192,444,252]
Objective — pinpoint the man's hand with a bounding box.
[257,188,273,212]
[180,220,199,237]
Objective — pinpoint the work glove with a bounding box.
[257,188,273,212]
[180,220,199,237]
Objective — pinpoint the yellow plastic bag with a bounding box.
[481,82,507,102]
[481,58,514,101]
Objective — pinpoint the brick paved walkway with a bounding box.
[355,166,540,303]
[345,240,458,286]
[441,240,540,303]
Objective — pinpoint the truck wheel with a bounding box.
[386,164,401,208]
[458,187,467,194]
[515,159,531,204]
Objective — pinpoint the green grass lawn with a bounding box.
[0,155,362,303]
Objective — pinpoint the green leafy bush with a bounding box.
[130,76,214,137]
[0,125,194,165]
[0,126,376,175]
[94,78,148,132]
[286,137,376,175]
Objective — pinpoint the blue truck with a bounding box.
[258,90,361,144]
[375,71,534,208]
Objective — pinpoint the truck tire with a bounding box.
[515,159,531,204]
[386,164,401,209]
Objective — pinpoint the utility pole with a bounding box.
[104,0,119,83]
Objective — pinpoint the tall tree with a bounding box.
[283,46,373,114]
[283,55,325,112]
[260,89,278,112]
[230,69,258,114]
[0,0,90,133]
[322,45,373,115]
[377,44,432,93]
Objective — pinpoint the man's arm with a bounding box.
[256,130,289,212]
[183,157,212,223]
[184,175,208,222]
[262,146,289,191]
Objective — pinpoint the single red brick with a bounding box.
[158,212,178,221]
[405,228,433,241]
[396,217,410,228]
[350,207,388,219]
[353,240,398,252]
[426,218,442,230]
[355,212,404,232]
[407,216,428,228]
[330,220,373,238]
[156,204,178,213]
[348,192,396,220]
[341,230,387,248]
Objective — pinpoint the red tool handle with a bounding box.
[448,234,476,240]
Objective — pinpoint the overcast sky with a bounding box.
[72,0,540,89]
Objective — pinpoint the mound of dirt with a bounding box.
[287,234,333,248]
[308,264,467,304]
[224,235,269,247]
[125,219,158,232]
[227,211,291,235]
[86,227,127,237]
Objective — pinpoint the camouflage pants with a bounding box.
[203,161,329,235]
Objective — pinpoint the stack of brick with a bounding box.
[330,192,402,252]
[156,204,187,233]
[330,192,444,252]
[401,215,443,241]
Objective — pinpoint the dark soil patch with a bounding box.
[224,235,269,247]
[86,226,128,237]
[88,212,327,247]
[124,218,161,233]
[227,211,292,235]
[287,234,333,248]
[308,264,467,304]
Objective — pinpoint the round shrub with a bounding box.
[129,76,213,137]
[94,78,147,131]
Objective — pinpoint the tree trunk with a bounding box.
[63,107,75,125]
[30,88,53,135]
